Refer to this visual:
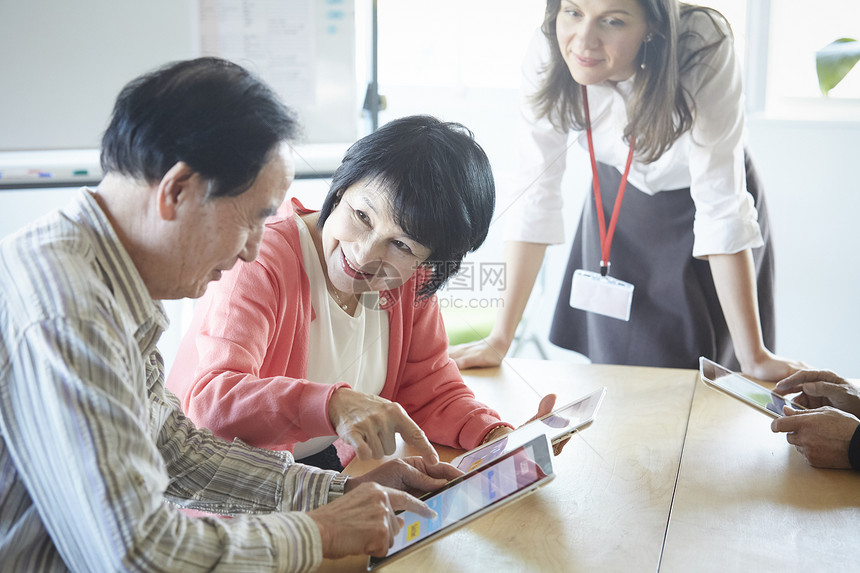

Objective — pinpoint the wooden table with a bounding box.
[319,358,860,572]
[661,378,860,571]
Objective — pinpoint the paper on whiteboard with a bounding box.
[199,0,316,106]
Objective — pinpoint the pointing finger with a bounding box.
[385,488,437,519]
[396,418,438,464]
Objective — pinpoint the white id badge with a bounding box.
[569,269,634,321]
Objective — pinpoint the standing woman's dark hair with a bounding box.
[318,115,495,297]
[532,0,729,163]
[101,57,299,198]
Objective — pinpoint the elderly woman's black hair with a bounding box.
[318,115,495,298]
[101,57,298,198]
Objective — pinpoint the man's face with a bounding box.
[168,151,293,300]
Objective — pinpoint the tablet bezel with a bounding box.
[699,356,805,418]
[450,386,606,473]
[366,434,555,571]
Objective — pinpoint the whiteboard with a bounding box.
[0,0,359,153]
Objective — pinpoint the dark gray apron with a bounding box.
[549,153,775,370]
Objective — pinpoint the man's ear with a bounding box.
[156,162,199,221]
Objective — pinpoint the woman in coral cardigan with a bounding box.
[168,115,554,470]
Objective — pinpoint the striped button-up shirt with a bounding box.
[0,188,344,572]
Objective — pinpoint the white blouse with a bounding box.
[292,215,389,459]
[505,11,763,258]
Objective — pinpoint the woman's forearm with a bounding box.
[708,249,768,369]
[489,241,549,349]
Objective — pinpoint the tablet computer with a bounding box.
[450,387,606,473]
[699,356,805,418]
[366,433,555,570]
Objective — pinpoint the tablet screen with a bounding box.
[699,357,803,417]
[453,387,605,473]
[367,435,553,570]
[455,434,514,473]
[713,371,791,415]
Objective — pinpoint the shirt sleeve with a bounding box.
[504,27,571,245]
[1,316,333,572]
[154,367,338,516]
[848,423,860,471]
[684,11,763,257]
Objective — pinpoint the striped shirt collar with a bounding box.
[67,188,169,347]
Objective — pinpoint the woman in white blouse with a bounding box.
[450,0,803,380]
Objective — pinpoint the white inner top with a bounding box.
[291,214,389,459]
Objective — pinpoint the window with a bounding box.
[377,0,542,91]
[750,0,860,119]
[374,0,545,191]
[374,1,860,123]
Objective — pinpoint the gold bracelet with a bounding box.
[481,424,510,445]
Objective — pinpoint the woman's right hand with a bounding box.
[328,388,438,464]
[448,334,510,370]
[448,241,548,371]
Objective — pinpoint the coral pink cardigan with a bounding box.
[167,200,509,464]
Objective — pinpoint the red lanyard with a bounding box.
[582,84,635,277]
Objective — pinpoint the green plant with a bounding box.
[816,38,860,95]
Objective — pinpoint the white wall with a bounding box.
[746,118,860,374]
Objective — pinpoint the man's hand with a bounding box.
[328,388,438,463]
[308,482,435,559]
[771,406,860,469]
[774,370,860,417]
[309,457,461,559]
[347,457,463,497]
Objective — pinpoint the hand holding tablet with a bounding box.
[450,387,606,473]
[365,388,605,568]
[699,357,806,417]
[367,434,555,570]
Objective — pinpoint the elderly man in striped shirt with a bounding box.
[0,57,458,572]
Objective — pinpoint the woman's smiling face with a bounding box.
[321,181,432,295]
[555,0,651,84]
